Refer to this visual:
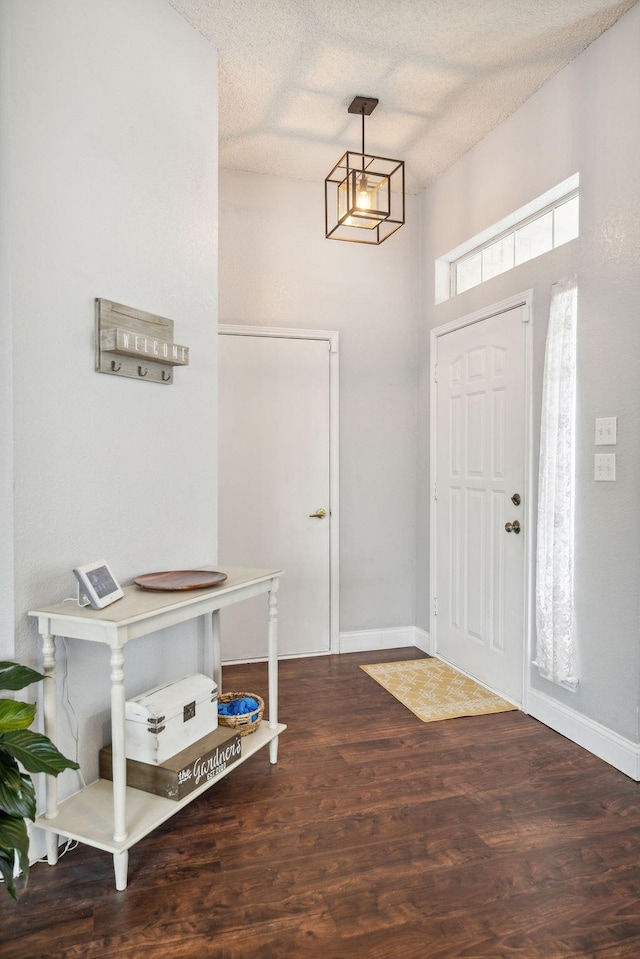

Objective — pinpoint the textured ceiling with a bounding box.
[168,0,637,193]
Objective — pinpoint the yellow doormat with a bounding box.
[360,658,517,722]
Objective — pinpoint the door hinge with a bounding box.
[433,363,438,384]
[433,482,437,501]
[433,597,438,616]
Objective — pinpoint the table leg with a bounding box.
[109,646,128,847]
[211,609,222,696]
[113,849,129,892]
[45,831,59,865]
[267,582,279,764]
[41,633,60,861]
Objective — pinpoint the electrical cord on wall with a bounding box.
[46,598,88,790]
[59,636,87,791]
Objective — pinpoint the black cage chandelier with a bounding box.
[324,95,405,245]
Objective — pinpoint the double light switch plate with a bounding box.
[595,416,617,445]
[594,453,616,482]
[594,417,617,481]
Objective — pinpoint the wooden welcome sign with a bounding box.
[95,298,190,385]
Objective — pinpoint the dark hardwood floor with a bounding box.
[3,647,640,959]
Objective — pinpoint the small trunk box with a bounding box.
[100,726,242,801]
[125,673,218,765]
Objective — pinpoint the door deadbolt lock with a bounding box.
[511,493,521,506]
[505,520,521,534]
[309,508,327,519]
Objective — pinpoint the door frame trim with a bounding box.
[219,324,340,654]
[429,290,534,709]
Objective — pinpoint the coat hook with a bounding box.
[161,370,172,382]
[111,360,122,372]
[137,366,148,377]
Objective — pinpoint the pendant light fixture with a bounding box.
[324,96,405,245]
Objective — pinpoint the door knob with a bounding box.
[511,493,521,506]
[505,520,521,534]
[309,508,327,519]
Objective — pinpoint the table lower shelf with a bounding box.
[36,721,286,854]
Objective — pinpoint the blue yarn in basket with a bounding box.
[218,696,259,719]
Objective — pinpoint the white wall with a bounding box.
[1,0,218,802]
[418,5,640,741]
[0,1,14,660]
[219,170,419,633]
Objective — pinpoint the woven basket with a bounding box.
[217,691,264,737]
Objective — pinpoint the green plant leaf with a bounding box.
[0,754,22,792]
[0,847,19,899]
[0,730,79,775]
[0,811,30,894]
[0,770,36,820]
[0,662,44,692]
[0,810,29,861]
[0,748,37,817]
[0,698,36,732]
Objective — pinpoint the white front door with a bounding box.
[434,302,528,703]
[218,331,333,660]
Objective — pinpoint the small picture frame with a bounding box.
[73,560,124,610]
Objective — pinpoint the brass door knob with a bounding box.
[309,508,327,519]
[505,520,521,534]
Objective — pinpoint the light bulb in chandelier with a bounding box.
[355,176,372,211]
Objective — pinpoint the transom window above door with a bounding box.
[435,174,579,303]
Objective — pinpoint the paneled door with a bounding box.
[433,303,528,703]
[217,330,335,660]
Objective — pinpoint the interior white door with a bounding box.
[435,305,526,703]
[218,333,331,660]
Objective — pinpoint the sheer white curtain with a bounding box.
[535,276,578,687]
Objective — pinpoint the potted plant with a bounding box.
[0,660,79,898]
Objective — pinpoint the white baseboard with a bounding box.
[413,627,433,655]
[339,626,431,655]
[526,687,640,781]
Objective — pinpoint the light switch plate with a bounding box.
[594,453,616,481]
[595,416,617,445]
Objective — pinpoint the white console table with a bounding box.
[29,566,284,891]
